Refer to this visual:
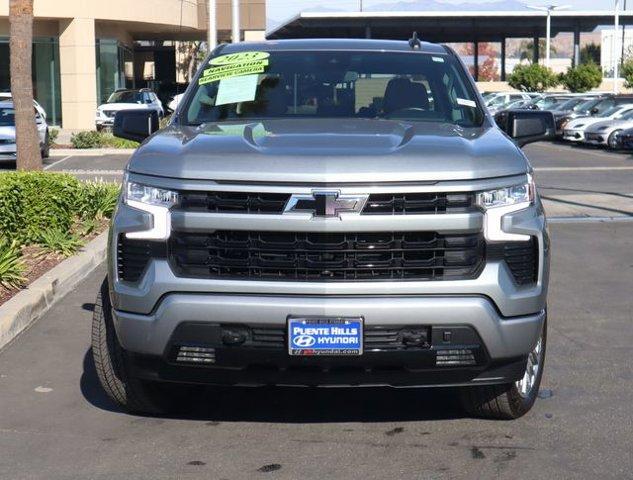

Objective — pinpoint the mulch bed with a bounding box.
[0,224,108,307]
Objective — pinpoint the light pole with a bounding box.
[528,4,570,69]
[614,0,621,94]
[232,0,240,43]
[208,0,217,51]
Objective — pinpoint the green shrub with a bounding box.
[71,131,139,149]
[0,172,83,244]
[559,63,602,93]
[0,239,26,289]
[0,172,120,247]
[508,64,559,92]
[101,134,139,149]
[38,228,84,257]
[78,181,121,219]
[48,128,59,146]
[71,131,104,149]
[622,59,633,89]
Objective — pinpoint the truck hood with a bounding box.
[127,119,528,183]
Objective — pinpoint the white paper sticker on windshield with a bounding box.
[432,56,445,63]
[456,98,477,108]
[215,74,258,106]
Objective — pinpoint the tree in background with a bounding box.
[580,43,601,66]
[9,0,41,170]
[508,64,559,92]
[177,41,206,82]
[517,39,557,63]
[464,43,500,81]
[559,63,602,93]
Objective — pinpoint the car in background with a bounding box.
[485,92,541,115]
[550,97,600,135]
[525,94,573,112]
[563,103,633,142]
[167,93,184,113]
[615,126,633,150]
[0,92,48,121]
[95,89,164,131]
[0,100,50,164]
[583,109,633,149]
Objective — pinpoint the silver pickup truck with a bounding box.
[92,38,554,419]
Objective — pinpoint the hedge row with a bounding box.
[0,172,120,245]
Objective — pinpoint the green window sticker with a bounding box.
[199,51,270,85]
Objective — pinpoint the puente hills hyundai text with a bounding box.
[92,38,554,419]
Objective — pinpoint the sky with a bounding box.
[267,0,623,30]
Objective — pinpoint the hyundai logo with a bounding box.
[284,191,368,218]
[292,335,317,348]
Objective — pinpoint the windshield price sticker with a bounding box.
[199,51,270,85]
[288,317,363,356]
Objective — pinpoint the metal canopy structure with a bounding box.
[268,11,633,81]
[268,11,633,43]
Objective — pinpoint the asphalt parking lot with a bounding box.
[0,142,632,479]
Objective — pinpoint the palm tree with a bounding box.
[9,0,42,170]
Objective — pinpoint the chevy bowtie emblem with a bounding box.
[284,191,368,218]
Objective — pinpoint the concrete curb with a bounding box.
[51,148,136,156]
[0,231,108,352]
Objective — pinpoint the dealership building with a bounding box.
[0,0,265,129]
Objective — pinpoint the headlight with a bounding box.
[124,180,178,207]
[476,176,534,210]
[477,175,534,242]
[123,176,178,240]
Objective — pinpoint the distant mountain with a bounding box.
[366,0,528,11]
[267,0,530,32]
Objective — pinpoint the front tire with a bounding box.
[91,278,173,415]
[607,130,622,150]
[460,314,547,420]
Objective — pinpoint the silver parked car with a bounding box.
[583,109,633,148]
[93,39,554,420]
[0,101,50,164]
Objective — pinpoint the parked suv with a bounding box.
[94,39,554,419]
[95,89,163,131]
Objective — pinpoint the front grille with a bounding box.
[117,236,166,282]
[362,193,474,215]
[169,231,485,281]
[248,325,430,350]
[502,238,538,285]
[174,191,475,215]
[177,191,291,214]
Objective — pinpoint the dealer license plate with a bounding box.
[288,317,363,356]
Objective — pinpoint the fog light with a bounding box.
[435,348,476,366]
[176,346,216,364]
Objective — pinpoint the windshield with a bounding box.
[533,97,566,110]
[574,99,600,113]
[107,91,144,104]
[0,107,15,126]
[599,106,625,118]
[554,98,585,111]
[185,50,484,127]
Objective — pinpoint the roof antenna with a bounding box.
[408,31,422,50]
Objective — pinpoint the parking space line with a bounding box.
[549,216,633,224]
[535,166,633,171]
[43,155,73,171]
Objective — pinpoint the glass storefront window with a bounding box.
[96,39,134,104]
[0,37,62,126]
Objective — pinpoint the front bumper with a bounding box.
[562,129,585,142]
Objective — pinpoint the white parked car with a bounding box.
[95,89,164,131]
[583,110,633,149]
[0,92,48,121]
[0,100,49,164]
[562,104,633,142]
[168,93,184,113]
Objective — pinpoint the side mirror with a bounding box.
[590,107,599,115]
[494,109,555,147]
[113,110,159,143]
